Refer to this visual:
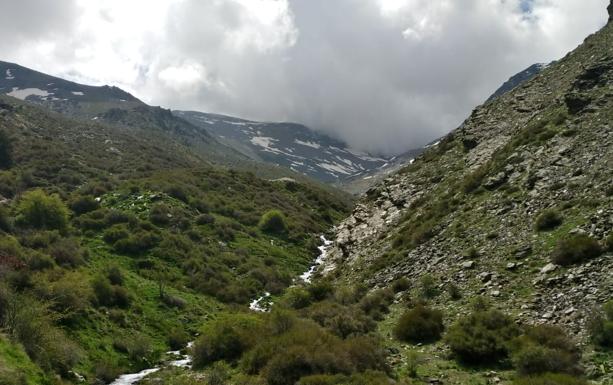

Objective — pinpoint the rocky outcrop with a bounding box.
[323,11,613,345]
[609,0,613,22]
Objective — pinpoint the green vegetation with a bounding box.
[589,300,613,349]
[393,305,444,344]
[16,189,69,230]
[0,96,351,383]
[551,234,602,265]
[445,308,520,365]
[510,325,581,376]
[259,209,288,234]
[534,209,563,231]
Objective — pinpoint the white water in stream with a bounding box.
[249,235,333,312]
[109,342,193,385]
[111,236,332,384]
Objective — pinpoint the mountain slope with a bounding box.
[0,94,352,382]
[175,110,394,183]
[487,62,550,102]
[321,12,613,384]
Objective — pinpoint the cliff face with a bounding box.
[324,17,613,342]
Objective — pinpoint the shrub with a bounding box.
[195,213,215,225]
[168,328,190,351]
[393,305,444,344]
[551,234,602,266]
[192,314,262,368]
[69,195,99,215]
[259,210,287,234]
[95,359,122,384]
[113,231,159,255]
[534,209,563,231]
[512,373,587,385]
[359,289,394,320]
[284,287,312,309]
[510,325,581,375]
[49,238,85,268]
[149,203,172,226]
[16,190,69,230]
[419,274,438,299]
[446,309,520,365]
[391,278,411,293]
[107,265,124,286]
[103,224,129,244]
[589,300,613,348]
[448,283,462,300]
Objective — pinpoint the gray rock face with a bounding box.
[609,0,613,21]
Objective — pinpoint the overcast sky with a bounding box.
[0,0,608,155]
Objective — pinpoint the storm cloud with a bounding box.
[0,0,608,155]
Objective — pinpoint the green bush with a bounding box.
[284,287,312,309]
[534,209,563,231]
[49,238,85,268]
[510,325,580,375]
[391,278,411,293]
[589,300,613,348]
[259,210,287,234]
[69,195,99,215]
[16,190,69,230]
[103,224,129,244]
[192,313,262,368]
[359,289,394,321]
[419,274,439,299]
[393,305,444,344]
[113,230,159,254]
[446,309,520,365]
[551,234,602,266]
[512,373,587,385]
[168,328,190,351]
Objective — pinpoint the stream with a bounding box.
[110,235,332,384]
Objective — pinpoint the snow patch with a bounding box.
[318,162,353,175]
[5,69,14,80]
[71,91,84,96]
[294,139,321,149]
[250,136,277,149]
[7,87,53,100]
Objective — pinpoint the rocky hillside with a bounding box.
[487,62,550,102]
[175,110,398,184]
[323,3,612,371]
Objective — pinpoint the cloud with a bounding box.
[0,0,608,155]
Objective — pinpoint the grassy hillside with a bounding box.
[0,95,352,383]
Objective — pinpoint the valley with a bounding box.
[0,2,611,385]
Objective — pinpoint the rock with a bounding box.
[609,0,613,22]
[506,262,517,270]
[478,272,492,282]
[492,290,501,297]
[541,263,557,274]
[462,261,475,269]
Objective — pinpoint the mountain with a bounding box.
[487,62,550,102]
[175,110,395,183]
[320,7,613,385]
